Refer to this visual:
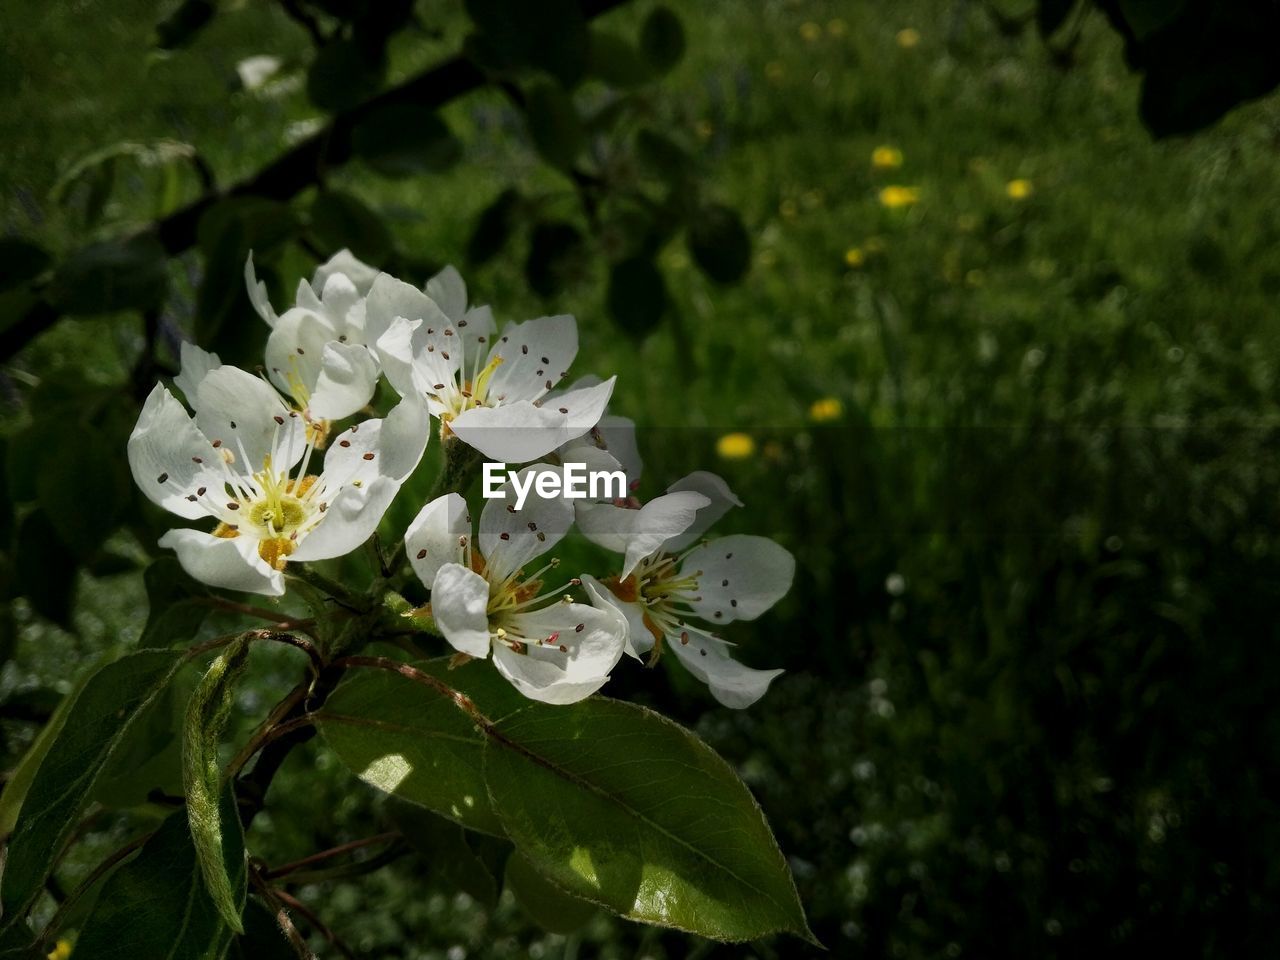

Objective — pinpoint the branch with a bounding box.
[0,0,631,364]
[262,831,400,881]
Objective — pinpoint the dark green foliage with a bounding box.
[353,105,463,179]
[687,203,750,284]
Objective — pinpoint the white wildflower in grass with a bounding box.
[365,265,615,463]
[581,472,793,708]
[245,250,381,444]
[129,356,429,597]
[404,465,629,704]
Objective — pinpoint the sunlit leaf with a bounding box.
[505,851,598,933]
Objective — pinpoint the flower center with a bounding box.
[605,551,708,659]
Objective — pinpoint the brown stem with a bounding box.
[225,680,314,779]
[251,870,319,960]
[272,888,359,960]
[262,831,400,881]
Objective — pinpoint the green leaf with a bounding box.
[524,79,585,171]
[48,234,169,315]
[465,0,588,86]
[0,239,51,293]
[687,203,751,284]
[91,670,189,808]
[353,104,463,178]
[386,797,505,907]
[14,510,77,626]
[0,665,96,836]
[140,556,211,648]
[587,30,652,88]
[73,791,246,959]
[0,650,185,930]
[310,189,393,264]
[307,38,386,112]
[525,221,586,298]
[607,257,668,337]
[183,638,251,933]
[640,6,686,74]
[483,698,814,943]
[467,188,521,267]
[505,852,598,934]
[316,659,526,837]
[155,0,217,49]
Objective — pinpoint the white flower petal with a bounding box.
[244,253,277,327]
[662,471,744,552]
[478,464,574,584]
[158,527,284,597]
[449,378,614,465]
[449,401,566,463]
[681,534,795,624]
[485,314,578,404]
[493,594,626,704]
[312,248,379,297]
[308,341,380,420]
[458,304,497,366]
[431,562,493,658]
[405,493,471,587]
[264,308,334,401]
[615,491,711,578]
[372,315,422,402]
[288,475,399,562]
[594,414,642,483]
[321,397,430,488]
[173,342,222,406]
[365,272,448,351]
[425,264,468,320]
[194,366,304,472]
[128,385,223,521]
[668,632,783,709]
[580,573,654,659]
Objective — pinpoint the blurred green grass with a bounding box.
[5,1,1280,957]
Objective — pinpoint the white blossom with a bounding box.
[245,250,381,439]
[581,472,792,708]
[129,355,429,597]
[365,266,615,463]
[404,465,628,704]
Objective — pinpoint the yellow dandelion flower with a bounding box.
[765,61,786,82]
[800,21,822,41]
[844,247,865,268]
[896,28,920,48]
[716,433,756,460]
[809,397,844,422]
[871,145,904,170]
[828,18,848,37]
[878,185,920,209]
[48,941,72,960]
[779,198,799,220]
[1006,178,1033,200]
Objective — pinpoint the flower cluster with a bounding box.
[129,252,793,707]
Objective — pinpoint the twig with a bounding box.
[251,870,319,960]
[262,831,400,880]
[272,888,359,960]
